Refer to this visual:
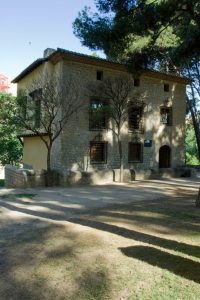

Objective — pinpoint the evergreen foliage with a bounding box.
[73,0,200,68]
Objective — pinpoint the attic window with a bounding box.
[164,84,169,92]
[134,78,140,87]
[96,71,103,81]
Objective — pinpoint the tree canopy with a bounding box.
[73,0,200,68]
[0,92,22,165]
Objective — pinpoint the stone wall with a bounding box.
[5,165,46,188]
[17,55,187,178]
[51,60,186,175]
[5,164,196,188]
[5,165,115,188]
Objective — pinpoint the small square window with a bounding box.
[160,107,172,125]
[96,71,103,80]
[164,84,169,92]
[90,142,107,163]
[134,78,140,87]
[128,143,143,162]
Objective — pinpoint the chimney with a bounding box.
[43,48,56,58]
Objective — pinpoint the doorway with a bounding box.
[159,145,171,168]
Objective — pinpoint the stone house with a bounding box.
[12,48,190,183]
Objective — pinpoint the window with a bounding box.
[90,142,107,163]
[35,99,41,128]
[128,143,143,162]
[18,94,27,120]
[96,71,103,80]
[160,107,172,125]
[164,84,169,92]
[134,78,140,87]
[89,99,108,130]
[29,89,42,128]
[128,106,143,131]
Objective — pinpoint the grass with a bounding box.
[0,192,200,299]
[1,193,36,199]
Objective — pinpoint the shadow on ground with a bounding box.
[120,245,200,284]
[0,180,200,299]
[0,219,111,300]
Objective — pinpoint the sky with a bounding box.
[0,0,103,87]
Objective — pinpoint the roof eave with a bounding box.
[12,58,48,83]
[12,48,191,85]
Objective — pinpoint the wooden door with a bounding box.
[159,145,171,168]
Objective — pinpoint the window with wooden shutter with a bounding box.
[90,142,107,163]
[128,142,143,162]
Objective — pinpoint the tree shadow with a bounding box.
[0,218,111,300]
[0,200,78,220]
[70,218,200,259]
[120,245,200,284]
[88,207,200,233]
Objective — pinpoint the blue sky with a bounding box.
[1,0,103,80]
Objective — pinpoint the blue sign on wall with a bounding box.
[144,140,152,147]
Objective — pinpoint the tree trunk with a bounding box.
[46,145,52,187]
[191,109,200,160]
[193,118,200,161]
[188,99,200,161]
[118,138,123,182]
[196,187,200,207]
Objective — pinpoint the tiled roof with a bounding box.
[12,58,47,83]
[17,130,48,137]
[56,48,121,64]
[12,48,191,84]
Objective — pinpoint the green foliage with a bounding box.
[185,122,199,165]
[1,193,36,199]
[0,179,5,187]
[73,0,200,67]
[0,92,22,165]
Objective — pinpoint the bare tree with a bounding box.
[90,76,145,182]
[15,73,84,185]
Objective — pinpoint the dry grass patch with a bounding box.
[0,193,200,299]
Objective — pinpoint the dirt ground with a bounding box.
[0,178,200,300]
